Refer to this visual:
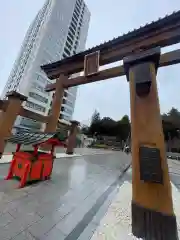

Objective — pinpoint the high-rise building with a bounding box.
[1,0,90,130]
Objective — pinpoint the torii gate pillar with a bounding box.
[44,74,67,133]
[66,121,79,155]
[124,48,178,239]
[0,91,27,159]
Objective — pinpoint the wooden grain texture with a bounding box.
[19,108,48,123]
[0,95,25,156]
[66,122,79,154]
[44,75,66,133]
[45,49,180,91]
[129,62,174,215]
[84,51,99,76]
[42,18,180,78]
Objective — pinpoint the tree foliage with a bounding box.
[162,107,180,140]
[84,108,180,142]
[88,110,130,141]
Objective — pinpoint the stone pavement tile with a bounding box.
[8,200,41,218]
[27,211,64,239]
[91,181,132,240]
[12,230,36,240]
[77,222,98,240]
[170,174,180,187]
[36,199,63,217]
[0,212,41,240]
[0,198,27,215]
[0,180,19,194]
[55,202,76,219]
[41,227,66,240]
[92,186,119,225]
[0,189,28,202]
[55,184,110,236]
[51,181,99,220]
[0,212,14,228]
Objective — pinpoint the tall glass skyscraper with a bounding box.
[1,0,90,130]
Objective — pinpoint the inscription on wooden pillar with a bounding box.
[123,48,178,239]
[84,51,100,76]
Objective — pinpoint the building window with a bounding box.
[64,47,71,56]
[64,92,68,98]
[63,98,73,107]
[68,31,74,41]
[62,107,72,114]
[29,92,48,103]
[72,17,77,27]
[76,1,81,9]
[62,53,68,59]
[67,36,73,45]
[63,115,70,121]
[69,26,75,35]
[32,82,44,92]
[70,22,77,32]
[26,100,46,112]
[72,13,79,22]
[65,41,72,51]
[20,117,42,130]
[59,113,70,121]
[37,75,46,84]
[74,8,80,18]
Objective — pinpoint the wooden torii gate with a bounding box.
[41,11,180,239]
[0,92,77,156]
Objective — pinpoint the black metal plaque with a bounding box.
[139,146,163,184]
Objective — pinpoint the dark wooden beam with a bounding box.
[45,49,180,91]
[159,48,180,67]
[19,108,48,123]
[45,66,124,91]
[42,13,180,79]
[0,100,48,123]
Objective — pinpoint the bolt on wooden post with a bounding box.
[66,121,79,155]
[0,91,27,158]
[123,48,178,239]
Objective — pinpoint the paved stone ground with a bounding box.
[168,159,180,189]
[0,151,131,240]
[4,143,114,156]
[0,149,179,240]
[91,165,180,240]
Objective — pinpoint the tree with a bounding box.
[90,110,101,124]
[89,110,101,136]
[116,115,130,141]
[81,126,89,135]
[88,111,131,140]
[162,108,180,140]
[83,107,180,144]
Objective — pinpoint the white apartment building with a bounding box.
[1,0,90,130]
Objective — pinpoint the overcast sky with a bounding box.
[0,1,180,125]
